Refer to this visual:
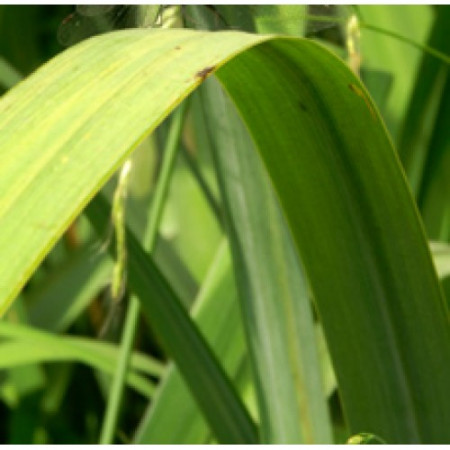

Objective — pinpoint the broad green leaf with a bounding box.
[1,27,450,443]
[197,77,332,443]
[0,28,265,444]
[214,38,450,443]
[188,9,332,443]
[0,29,267,315]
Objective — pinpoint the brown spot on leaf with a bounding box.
[195,65,216,82]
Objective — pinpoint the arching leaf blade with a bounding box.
[215,38,450,443]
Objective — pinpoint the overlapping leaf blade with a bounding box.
[134,240,248,444]
[197,78,332,443]
[215,39,450,442]
[0,28,449,443]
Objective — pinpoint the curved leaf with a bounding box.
[0,28,267,313]
[215,38,450,443]
[1,28,450,443]
[0,321,161,397]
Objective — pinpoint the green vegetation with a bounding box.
[0,5,449,444]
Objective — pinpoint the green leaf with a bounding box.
[359,5,434,141]
[0,321,161,397]
[86,193,257,444]
[419,76,450,240]
[197,78,332,443]
[0,28,267,315]
[26,245,112,332]
[135,240,247,444]
[215,38,450,443]
[398,6,450,203]
[1,27,450,443]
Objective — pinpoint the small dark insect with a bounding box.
[195,66,216,81]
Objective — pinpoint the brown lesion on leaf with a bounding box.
[195,65,216,82]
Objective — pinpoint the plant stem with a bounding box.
[362,23,450,65]
[98,99,189,444]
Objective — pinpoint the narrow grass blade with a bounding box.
[398,6,450,199]
[0,321,161,397]
[86,193,257,444]
[134,240,247,444]
[198,78,332,444]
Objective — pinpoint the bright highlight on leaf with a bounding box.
[347,432,386,444]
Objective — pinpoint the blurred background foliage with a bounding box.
[0,4,449,444]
